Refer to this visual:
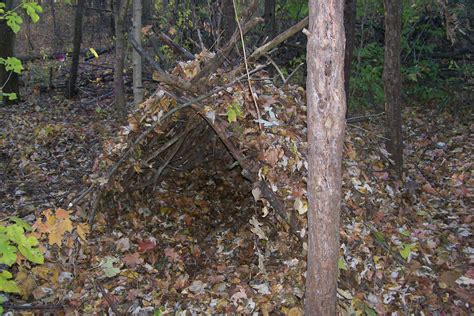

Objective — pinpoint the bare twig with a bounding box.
[232,0,262,130]
[282,62,305,86]
[266,55,286,83]
[228,16,309,79]
[346,112,385,123]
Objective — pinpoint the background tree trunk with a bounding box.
[305,0,346,314]
[113,0,130,120]
[65,0,86,98]
[264,0,276,37]
[132,0,144,105]
[383,0,403,179]
[0,0,19,104]
[221,0,236,42]
[142,0,154,24]
[344,0,357,106]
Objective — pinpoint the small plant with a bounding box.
[0,217,44,313]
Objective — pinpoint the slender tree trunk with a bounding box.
[49,0,63,48]
[114,0,130,120]
[221,0,236,42]
[65,0,86,98]
[132,0,144,105]
[383,0,403,179]
[142,0,153,24]
[344,0,357,106]
[264,0,276,37]
[0,0,19,104]
[305,0,346,314]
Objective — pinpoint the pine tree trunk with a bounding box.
[305,0,346,314]
[383,0,403,179]
[65,0,85,98]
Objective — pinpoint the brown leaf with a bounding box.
[123,252,144,268]
[422,183,438,195]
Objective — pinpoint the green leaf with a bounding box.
[6,224,26,245]
[22,2,43,23]
[227,107,237,123]
[0,240,17,266]
[373,230,385,242]
[5,12,23,33]
[0,57,24,74]
[338,257,348,271]
[89,47,99,59]
[399,243,415,260]
[364,305,377,316]
[0,270,20,293]
[10,217,31,231]
[3,92,17,101]
[18,244,44,264]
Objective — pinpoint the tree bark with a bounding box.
[65,0,86,98]
[305,0,346,314]
[142,0,153,24]
[0,0,19,104]
[264,0,276,37]
[344,0,357,106]
[383,0,403,179]
[132,0,144,105]
[114,0,130,120]
[221,0,236,42]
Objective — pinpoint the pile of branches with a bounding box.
[72,6,311,239]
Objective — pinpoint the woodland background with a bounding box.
[0,0,472,314]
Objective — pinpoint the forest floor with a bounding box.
[0,61,472,315]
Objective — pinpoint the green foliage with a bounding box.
[226,102,243,123]
[347,0,464,112]
[5,11,23,33]
[0,57,23,74]
[22,2,43,23]
[0,1,42,103]
[0,219,44,266]
[350,43,384,109]
[0,217,44,313]
[278,0,308,20]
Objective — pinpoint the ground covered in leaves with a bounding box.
[0,77,472,315]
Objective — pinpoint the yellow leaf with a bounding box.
[15,268,36,300]
[76,223,90,241]
[48,218,73,247]
[89,47,99,59]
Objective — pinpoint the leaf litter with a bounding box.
[0,63,472,315]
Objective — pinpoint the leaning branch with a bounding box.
[128,35,196,93]
[228,16,308,79]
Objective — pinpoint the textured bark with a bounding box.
[142,0,154,24]
[65,0,86,98]
[114,0,130,119]
[221,0,236,42]
[344,0,357,105]
[132,0,144,105]
[0,0,19,104]
[305,0,346,314]
[264,0,276,37]
[383,0,403,179]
